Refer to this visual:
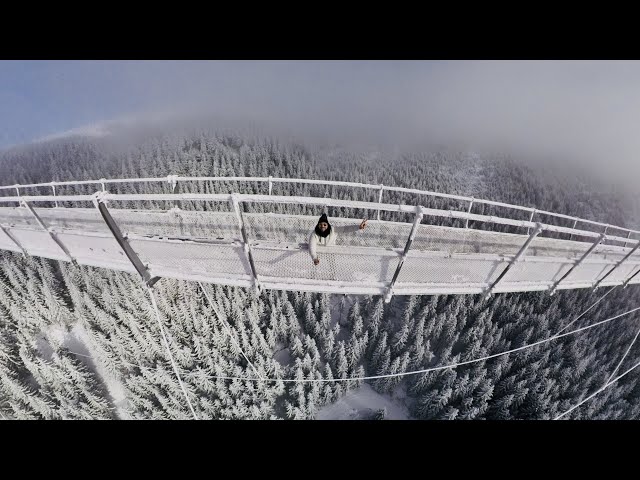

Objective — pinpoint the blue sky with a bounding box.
[2,60,640,183]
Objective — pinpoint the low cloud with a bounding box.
[9,60,640,185]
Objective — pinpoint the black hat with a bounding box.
[318,213,329,224]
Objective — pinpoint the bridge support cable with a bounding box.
[549,233,606,296]
[92,192,159,288]
[384,207,424,303]
[0,224,27,257]
[483,223,543,299]
[147,286,199,420]
[231,194,260,294]
[606,319,640,386]
[592,240,640,290]
[21,200,75,264]
[554,357,640,420]
[91,304,640,386]
[198,282,264,381]
[557,285,617,335]
[622,266,640,289]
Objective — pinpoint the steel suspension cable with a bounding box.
[147,286,199,420]
[65,304,640,384]
[554,358,640,420]
[557,286,617,334]
[197,281,264,380]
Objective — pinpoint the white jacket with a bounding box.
[308,224,362,260]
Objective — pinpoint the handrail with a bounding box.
[0,175,637,236]
[0,192,637,246]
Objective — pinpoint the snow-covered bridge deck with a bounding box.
[1,176,639,300]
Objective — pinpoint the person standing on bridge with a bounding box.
[309,213,367,265]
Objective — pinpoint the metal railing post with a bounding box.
[92,191,159,287]
[527,209,537,235]
[549,233,605,295]
[465,197,474,229]
[569,219,578,241]
[21,200,75,264]
[231,194,260,294]
[167,175,178,209]
[483,223,543,299]
[268,176,273,196]
[377,184,384,221]
[384,206,424,303]
[50,183,58,208]
[14,184,20,207]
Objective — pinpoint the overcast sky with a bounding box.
[1,60,639,183]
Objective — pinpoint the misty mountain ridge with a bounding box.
[1,114,636,230]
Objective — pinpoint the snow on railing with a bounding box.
[1,187,640,300]
[0,192,636,246]
[0,175,636,236]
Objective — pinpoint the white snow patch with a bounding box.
[315,383,410,420]
[39,323,130,419]
[70,323,130,418]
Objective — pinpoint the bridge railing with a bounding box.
[1,175,638,240]
[1,189,640,300]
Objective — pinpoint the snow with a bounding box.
[315,382,410,420]
[39,323,130,419]
[69,323,130,419]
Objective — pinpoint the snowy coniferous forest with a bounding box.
[1,122,639,420]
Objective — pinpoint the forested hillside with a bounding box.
[1,123,639,420]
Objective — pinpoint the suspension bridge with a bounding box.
[1,175,639,302]
[2,175,640,420]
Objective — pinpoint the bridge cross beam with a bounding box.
[384,206,424,303]
[549,233,606,296]
[0,223,28,257]
[483,223,544,300]
[592,238,640,291]
[21,200,75,264]
[92,191,159,288]
[231,194,261,295]
[622,265,640,289]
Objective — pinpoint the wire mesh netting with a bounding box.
[563,262,613,284]
[501,260,570,284]
[54,232,132,270]
[0,228,22,252]
[35,208,111,233]
[0,207,37,228]
[397,255,505,286]
[244,213,407,249]
[600,263,638,284]
[252,246,400,285]
[111,210,242,241]
[8,228,69,261]
[128,239,251,280]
